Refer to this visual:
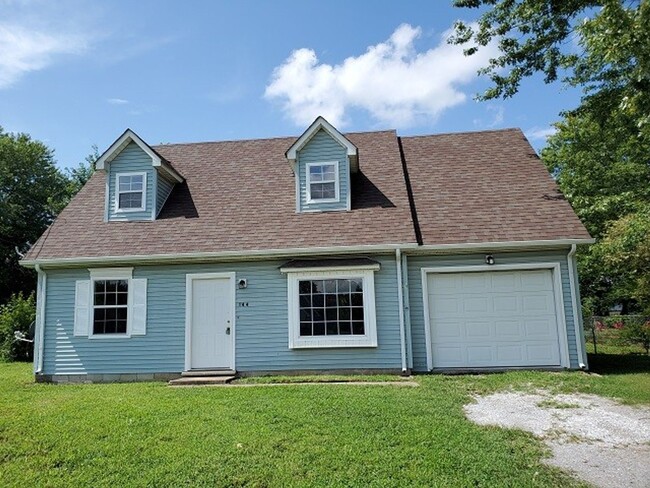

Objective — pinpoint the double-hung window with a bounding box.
[116,172,146,211]
[284,267,378,348]
[75,268,147,339]
[306,162,338,202]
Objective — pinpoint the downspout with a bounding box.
[396,249,408,374]
[567,245,588,370]
[34,264,47,374]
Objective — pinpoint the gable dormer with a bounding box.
[286,117,358,213]
[96,129,183,222]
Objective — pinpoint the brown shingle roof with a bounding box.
[24,127,590,263]
[25,131,416,261]
[400,128,591,245]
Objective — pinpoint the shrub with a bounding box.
[0,293,36,362]
[619,316,650,355]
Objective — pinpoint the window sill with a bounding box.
[305,198,339,205]
[114,208,146,213]
[290,337,378,349]
[88,334,131,340]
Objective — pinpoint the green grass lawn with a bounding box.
[1,359,648,488]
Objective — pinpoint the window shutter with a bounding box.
[130,278,147,336]
[74,280,90,337]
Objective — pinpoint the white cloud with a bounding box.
[107,98,129,105]
[473,104,505,128]
[0,23,88,88]
[265,23,499,127]
[526,126,557,141]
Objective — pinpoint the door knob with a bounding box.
[225,327,231,335]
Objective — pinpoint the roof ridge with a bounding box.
[400,127,523,139]
[152,129,397,149]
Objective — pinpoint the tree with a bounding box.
[0,128,95,305]
[451,0,650,313]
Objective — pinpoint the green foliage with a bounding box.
[0,128,95,305]
[452,1,650,313]
[0,293,35,362]
[619,316,650,354]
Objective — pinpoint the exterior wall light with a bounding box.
[485,255,495,265]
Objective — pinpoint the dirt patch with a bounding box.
[465,391,650,488]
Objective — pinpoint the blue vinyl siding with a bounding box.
[107,142,154,221]
[41,256,402,375]
[298,129,349,212]
[156,174,175,216]
[406,250,581,372]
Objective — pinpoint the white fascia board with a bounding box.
[21,243,420,268]
[280,264,381,273]
[159,161,184,183]
[411,238,595,254]
[286,116,358,162]
[96,129,161,170]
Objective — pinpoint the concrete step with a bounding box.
[169,375,236,386]
[181,369,236,377]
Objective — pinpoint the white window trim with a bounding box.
[115,172,147,213]
[286,268,378,349]
[88,268,133,339]
[305,161,339,204]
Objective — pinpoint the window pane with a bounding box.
[326,322,339,335]
[321,182,335,199]
[116,320,127,334]
[352,307,364,321]
[119,192,143,209]
[339,321,352,335]
[351,280,363,292]
[313,322,325,336]
[300,308,312,322]
[352,321,365,335]
[324,280,336,293]
[325,308,337,322]
[300,322,312,336]
[299,281,311,294]
[339,307,350,320]
[312,309,324,322]
[312,294,324,307]
[351,293,363,306]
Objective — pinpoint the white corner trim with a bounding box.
[421,262,571,371]
[568,245,588,369]
[286,268,378,349]
[286,116,357,162]
[184,272,236,372]
[96,129,161,170]
[114,172,147,213]
[305,161,340,204]
[396,249,407,372]
[34,264,46,374]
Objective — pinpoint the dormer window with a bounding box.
[116,173,146,212]
[307,162,339,202]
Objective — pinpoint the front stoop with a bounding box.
[169,370,237,386]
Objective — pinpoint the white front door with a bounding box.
[427,269,563,368]
[189,276,233,370]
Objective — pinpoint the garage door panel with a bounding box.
[493,295,518,313]
[432,320,463,338]
[465,320,491,338]
[494,320,522,339]
[523,293,554,312]
[428,269,563,368]
[467,346,493,363]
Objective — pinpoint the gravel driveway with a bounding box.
[464,391,650,488]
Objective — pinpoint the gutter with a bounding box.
[567,245,588,370]
[395,249,408,374]
[34,264,46,374]
[21,243,421,268]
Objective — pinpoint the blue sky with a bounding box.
[0,0,582,170]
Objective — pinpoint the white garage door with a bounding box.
[426,269,564,368]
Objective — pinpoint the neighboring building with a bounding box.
[21,117,593,382]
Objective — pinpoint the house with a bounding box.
[21,117,593,383]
